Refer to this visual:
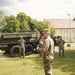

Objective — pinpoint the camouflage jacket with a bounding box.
[42,37,54,56]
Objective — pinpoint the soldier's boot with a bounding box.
[45,72,51,75]
[45,73,51,75]
[47,72,52,75]
[47,69,53,75]
[45,66,52,75]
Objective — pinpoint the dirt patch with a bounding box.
[0,54,11,59]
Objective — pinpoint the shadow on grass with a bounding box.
[53,50,75,75]
[71,74,75,75]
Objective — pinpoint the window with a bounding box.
[73,30,75,33]
[60,30,62,33]
[62,37,68,40]
[66,37,68,40]
[66,30,68,33]
[63,37,65,40]
[63,30,65,33]
[60,30,68,34]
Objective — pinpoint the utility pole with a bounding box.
[67,14,71,46]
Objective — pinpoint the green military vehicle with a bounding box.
[0,31,41,57]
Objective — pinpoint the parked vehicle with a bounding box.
[0,31,41,57]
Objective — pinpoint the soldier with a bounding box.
[18,36,26,59]
[40,29,54,75]
[58,36,65,57]
[39,35,44,57]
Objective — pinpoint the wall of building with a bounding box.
[55,28,75,43]
[71,29,75,42]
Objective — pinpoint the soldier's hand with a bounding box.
[39,41,43,45]
[49,55,54,60]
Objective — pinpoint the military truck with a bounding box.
[0,31,41,57]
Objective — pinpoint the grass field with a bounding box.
[0,49,75,75]
[53,50,75,75]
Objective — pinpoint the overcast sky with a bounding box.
[0,0,75,21]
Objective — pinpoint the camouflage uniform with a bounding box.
[42,36,54,75]
[39,36,44,56]
[18,37,26,59]
[58,36,65,57]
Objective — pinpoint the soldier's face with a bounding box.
[43,33,49,39]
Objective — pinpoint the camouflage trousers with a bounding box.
[19,47,25,59]
[59,46,64,57]
[43,54,53,75]
[39,48,43,57]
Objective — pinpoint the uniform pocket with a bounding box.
[45,55,54,63]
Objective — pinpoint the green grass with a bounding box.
[0,50,3,54]
[53,50,75,75]
[0,49,75,75]
[0,54,44,75]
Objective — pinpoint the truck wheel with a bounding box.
[10,45,19,57]
[26,44,33,55]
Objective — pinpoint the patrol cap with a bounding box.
[20,36,23,39]
[43,29,50,34]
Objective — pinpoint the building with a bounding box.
[45,19,75,42]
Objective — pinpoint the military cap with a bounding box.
[43,29,50,34]
[20,36,23,39]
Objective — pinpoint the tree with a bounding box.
[35,21,48,32]
[1,15,20,32]
[0,8,4,27]
[44,21,55,37]
[20,20,30,31]
[16,12,30,31]
[0,12,55,35]
[73,17,75,21]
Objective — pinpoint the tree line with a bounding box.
[0,9,55,36]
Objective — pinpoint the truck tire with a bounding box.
[10,45,19,57]
[26,44,33,55]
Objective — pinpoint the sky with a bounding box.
[0,0,75,21]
